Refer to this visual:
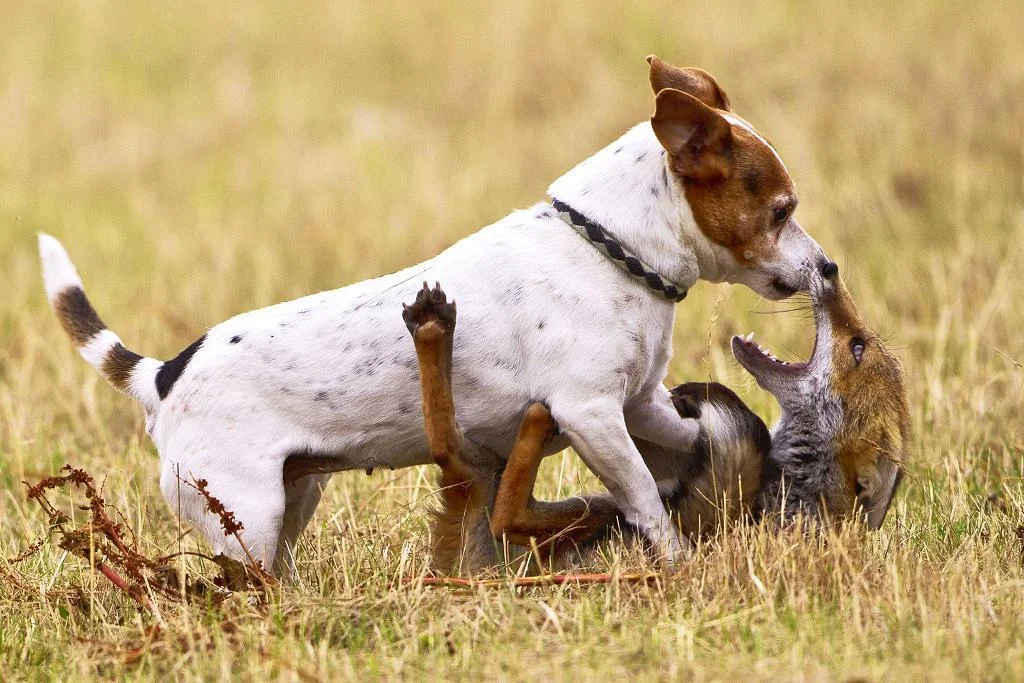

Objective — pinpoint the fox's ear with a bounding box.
[848,434,904,530]
[647,55,731,111]
[651,88,732,182]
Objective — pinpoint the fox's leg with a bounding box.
[491,403,624,552]
[404,283,490,571]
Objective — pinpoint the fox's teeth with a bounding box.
[745,332,755,342]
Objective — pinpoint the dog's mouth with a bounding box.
[769,276,800,300]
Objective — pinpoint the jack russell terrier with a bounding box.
[39,56,828,574]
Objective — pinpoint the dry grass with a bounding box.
[2,0,1024,679]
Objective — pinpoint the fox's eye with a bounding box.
[850,337,865,364]
[772,206,791,225]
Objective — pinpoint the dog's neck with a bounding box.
[547,122,719,292]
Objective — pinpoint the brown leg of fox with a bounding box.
[404,283,489,571]
[491,403,623,553]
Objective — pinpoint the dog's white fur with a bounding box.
[41,121,825,573]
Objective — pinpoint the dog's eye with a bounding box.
[850,337,865,364]
[772,206,791,225]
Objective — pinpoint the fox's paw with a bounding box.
[669,382,715,419]
[670,382,756,419]
[403,282,457,340]
[670,382,768,458]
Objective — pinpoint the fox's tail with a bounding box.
[38,233,162,413]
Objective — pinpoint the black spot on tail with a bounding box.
[156,334,207,399]
[53,287,106,346]
[102,344,143,393]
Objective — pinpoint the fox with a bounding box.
[403,261,909,571]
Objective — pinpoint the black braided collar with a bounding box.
[551,198,688,303]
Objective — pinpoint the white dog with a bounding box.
[40,56,827,573]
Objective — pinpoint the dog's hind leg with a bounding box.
[403,282,491,572]
[159,457,287,573]
[274,473,331,577]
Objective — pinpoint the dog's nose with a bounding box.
[820,261,839,280]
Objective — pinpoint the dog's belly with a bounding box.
[153,335,535,474]
[150,207,671,476]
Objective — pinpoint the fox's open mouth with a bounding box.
[732,275,831,391]
[731,333,809,377]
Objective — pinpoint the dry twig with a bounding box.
[8,465,274,614]
[402,572,662,589]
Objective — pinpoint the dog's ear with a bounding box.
[651,88,732,183]
[647,55,731,111]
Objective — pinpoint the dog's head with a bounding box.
[648,56,827,299]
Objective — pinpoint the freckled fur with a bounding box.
[407,287,769,571]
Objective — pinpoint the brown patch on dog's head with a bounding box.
[647,55,731,111]
[651,87,797,272]
[646,56,825,300]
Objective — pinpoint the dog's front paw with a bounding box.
[402,282,457,339]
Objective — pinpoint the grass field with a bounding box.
[2,0,1024,679]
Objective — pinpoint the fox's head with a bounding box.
[732,264,909,529]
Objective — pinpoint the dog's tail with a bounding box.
[38,233,162,413]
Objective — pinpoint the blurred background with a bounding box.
[2,1,1024,679]
[3,0,1021,472]
[4,0,1019,471]
[1,0,1023,675]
